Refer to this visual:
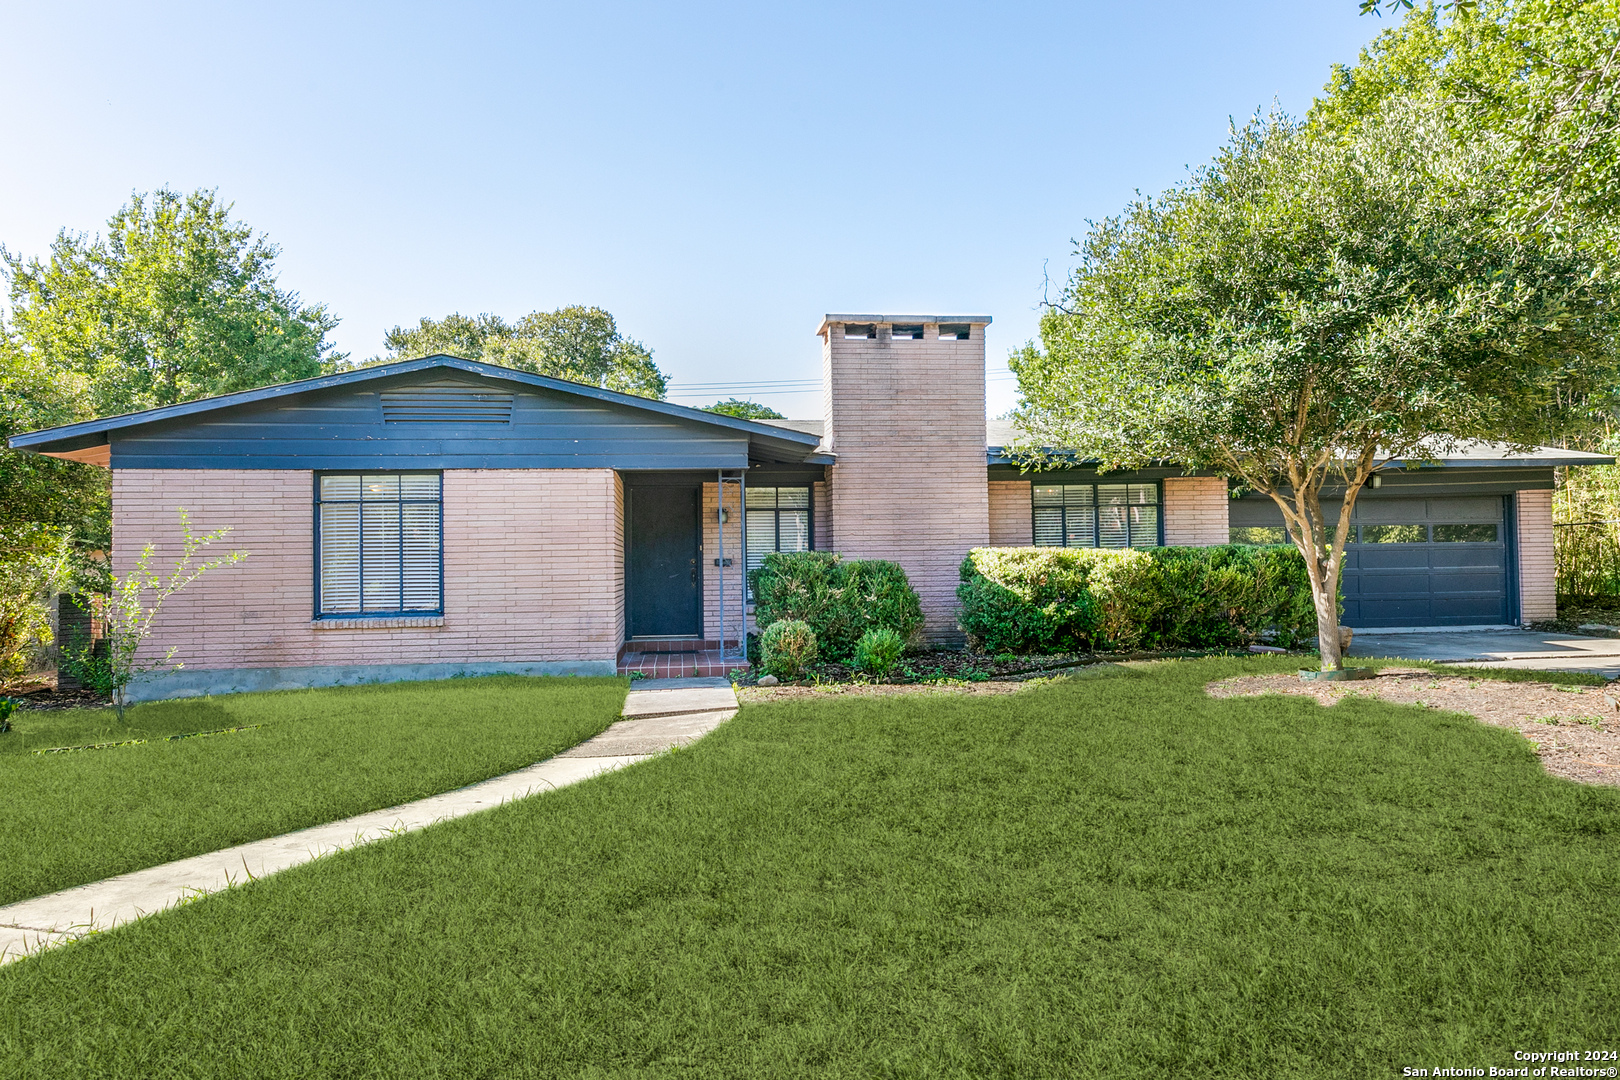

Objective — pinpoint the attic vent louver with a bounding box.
[380,385,515,424]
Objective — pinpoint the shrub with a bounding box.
[852,627,906,677]
[761,619,818,679]
[752,552,923,662]
[957,544,1315,654]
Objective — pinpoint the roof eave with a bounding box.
[6,355,826,457]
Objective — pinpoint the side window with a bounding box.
[745,487,812,571]
[1033,483,1159,548]
[316,473,443,617]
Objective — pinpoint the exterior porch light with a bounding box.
[718,507,729,523]
[1370,474,1383,489]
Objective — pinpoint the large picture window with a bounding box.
[1033,482,1160,548]
[316,473,443,617]
[745,486,812,571]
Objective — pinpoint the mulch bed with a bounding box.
[4,676,111,711]
[1529,603,1620,637]
[1206,666,1620,788]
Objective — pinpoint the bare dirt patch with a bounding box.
[1206,667,1620,787]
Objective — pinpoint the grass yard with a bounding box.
[0,676,627,906]
[3,656,1618,1078]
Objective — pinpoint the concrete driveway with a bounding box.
[1348,629,1620,678]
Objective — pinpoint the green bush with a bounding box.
[852,627,906,677]
[957,545,1315,654]
[752,552,923,662]
[761,619,819,679]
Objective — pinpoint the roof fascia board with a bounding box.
[8,355,824,452]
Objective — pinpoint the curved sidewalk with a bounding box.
[0,677,737,965]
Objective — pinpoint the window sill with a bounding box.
[311,616,445,630]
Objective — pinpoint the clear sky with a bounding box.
[1,1,1387,420]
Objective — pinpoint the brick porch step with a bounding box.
[617,650,748,679]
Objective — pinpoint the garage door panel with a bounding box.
[1357,571,1434,596]
[1428,547,1504,570]
[1357,548,1433,570]
[1432,597,1511,619]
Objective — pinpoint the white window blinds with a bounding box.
[744,486,812,571]
[1033,483,1158,549]
[318,473,443,616]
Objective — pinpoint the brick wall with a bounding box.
[812,481,832,551]
[1162,476,1229,547]
[822,320,990,643]
[1516,488,1556,623]
[112,468,624,670]
[989,481,1032,546]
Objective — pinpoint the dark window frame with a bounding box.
[1031,480,1163,549]
[313,471,445,619]
[745,485,814,571]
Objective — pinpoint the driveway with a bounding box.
[1348,629,1620,678]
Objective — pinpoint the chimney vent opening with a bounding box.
[892,324,924,340]
[843,323,877,340]
[938,323,972,340]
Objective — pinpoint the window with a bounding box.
[1361,524,1427,544]
[1434,523,1497,543]
[1230,526,1290,545]
[1033,483,1159,548]
[316,473,442,616]
[745,486,812,571]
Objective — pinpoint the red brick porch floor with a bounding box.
[617,649,749,679]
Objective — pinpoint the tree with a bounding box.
[1327,1,1620,251]
[0,525,75,690]
[382,306,668,398]
[0,332,108,546]
[701,398,785,420]
[2,188,344,418]
[60,509,246,722]
[1011,106,1617,670]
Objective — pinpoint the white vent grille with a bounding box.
[380,384,514,423]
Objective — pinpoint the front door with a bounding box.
[627,486,702,638]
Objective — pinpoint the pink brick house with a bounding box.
[10,312,1607,700]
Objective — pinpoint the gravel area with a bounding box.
[1206,667,1620,788]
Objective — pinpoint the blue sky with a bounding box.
[1,1,1387,419]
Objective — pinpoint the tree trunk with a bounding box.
[1314,574,1344,670]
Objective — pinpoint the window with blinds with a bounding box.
[1032,483,1160,548]
[316,473,443,616]
[744,486,812,571]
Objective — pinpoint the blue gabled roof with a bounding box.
[8,355,833,466]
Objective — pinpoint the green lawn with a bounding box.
[0,676,627,906]
[3,657,1618,1078]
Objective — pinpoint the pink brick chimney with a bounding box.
[818,314,992,644]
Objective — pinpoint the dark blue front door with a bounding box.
[627,486,701,638]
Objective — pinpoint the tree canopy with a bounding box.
[1327,0,1620,251]
[701,398,785,420]
[3,188,343,418]
[382,307,667,399]
[1011,104,1618,667]
[1,188,343,546]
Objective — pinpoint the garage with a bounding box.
[1230,493,1515,628]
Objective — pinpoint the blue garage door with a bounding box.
[1341,496,1510,627]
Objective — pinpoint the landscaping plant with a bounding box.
[852,627,906,677]
[751,552,922,662]
[61,508,246,721]
[958,544,1315,654]
[760,619,818,680]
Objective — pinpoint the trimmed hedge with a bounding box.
[751,552,924,663]
[957,545,1315,654]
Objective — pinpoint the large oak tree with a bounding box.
[1011,105,1617,669]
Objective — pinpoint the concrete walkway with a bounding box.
[0,676,737,965]
[1349,628,1620,678]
